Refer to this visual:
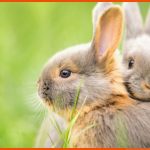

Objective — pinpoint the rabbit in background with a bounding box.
[122,2,150,101]
[37,3,150,148]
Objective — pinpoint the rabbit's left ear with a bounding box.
[91,6,123,62]
[92,2,113,32]
[123,2,143,39]
[145,8,150,35]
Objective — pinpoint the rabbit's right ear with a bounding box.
[92,2,113,32]
[145,8,150,35]
[123,2,143,39]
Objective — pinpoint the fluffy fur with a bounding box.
[37,3,150,148]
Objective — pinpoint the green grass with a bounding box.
[0,2,149,148]
[48,83,95,148]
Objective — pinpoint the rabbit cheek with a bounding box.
[52,88,76,109]
[124,75,139,98]
[47,69,79,109]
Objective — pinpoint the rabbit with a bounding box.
[122,2,150,101]
[37,4,150,148]
[35,2,116,148]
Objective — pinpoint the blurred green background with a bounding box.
[0,2,149,148]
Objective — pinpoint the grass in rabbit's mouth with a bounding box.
[48,81,95,148]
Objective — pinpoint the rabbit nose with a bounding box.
[141,81,150,90]
[43,81,50,90]
[145,77,150,89]
[145,83,150,90]
[39,80,51,99]
[43,80,51,92]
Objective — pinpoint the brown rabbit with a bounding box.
[38,5,150,148]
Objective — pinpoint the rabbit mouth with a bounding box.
[41,95,53,105]
[43,97,53,106]
[130,95,150,102]
[124,81,150,102]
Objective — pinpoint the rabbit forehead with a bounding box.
[49,43,91,65]
[42,43,94,78]
[125,34,150,58]
[124,35,150,74]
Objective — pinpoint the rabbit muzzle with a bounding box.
[38,79,53,102]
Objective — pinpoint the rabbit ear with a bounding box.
[123,2,144,39]
[92,2,113,32]
[145,8,150,35]
[91,6,123,63]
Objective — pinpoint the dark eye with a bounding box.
[60,69,71,78]
[128,58,134,69]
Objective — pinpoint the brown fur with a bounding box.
[49,59,79,79]
[38,4,150,148]
[71,101,150,148]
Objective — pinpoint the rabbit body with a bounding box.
[71,101,150,148]
[37,3,150,148]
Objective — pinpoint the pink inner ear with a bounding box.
[98,20,115,56]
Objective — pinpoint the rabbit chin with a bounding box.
[41,96,76,110]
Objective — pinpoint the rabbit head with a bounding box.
[38,5,126,114]
[122,2,150,101]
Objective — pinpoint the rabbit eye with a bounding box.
[128,58,134,69]
[60,69,71,78]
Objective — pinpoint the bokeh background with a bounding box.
[0,2,149,147]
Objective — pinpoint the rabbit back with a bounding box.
[71,101,150,148]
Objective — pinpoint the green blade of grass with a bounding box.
[70,80,83,120]
[63,96,88,148]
